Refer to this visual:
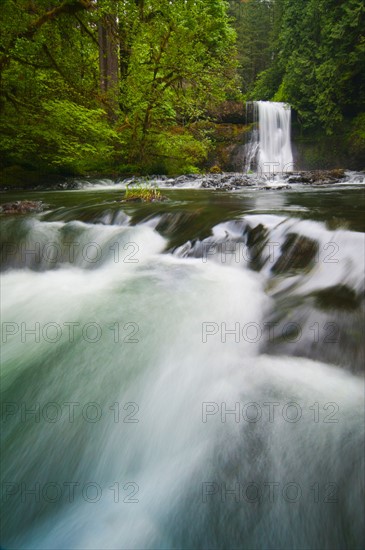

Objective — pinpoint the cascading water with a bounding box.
[1,185,364,550]
[245,101,294,174]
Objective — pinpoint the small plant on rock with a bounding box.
[123,182,164,202]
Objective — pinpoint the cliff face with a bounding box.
[292,135,365,171]
[204,123,250,172]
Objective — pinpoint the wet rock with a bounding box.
[56,180,83,190]
[173,174,201,186]
[246,223,267,248]
[287,169,346,185]
[200,174,253,189]
[201,178,219,188]
[272,233,319,274]
[262,185,291,190]
[149,175,170,181]
[311,285,360,311]
[245,223,269,271]
[229,175,253,187]
[0,200,46,214]
[287,174,311,184]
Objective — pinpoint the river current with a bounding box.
[1,178,364,549]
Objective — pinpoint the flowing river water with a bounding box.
[1,176,364,549]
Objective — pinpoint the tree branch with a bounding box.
[23,0,93,38]
[74,14,99,46]
[0,1,93,71]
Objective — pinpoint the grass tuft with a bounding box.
[124,183,164,202]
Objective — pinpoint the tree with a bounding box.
[228,0,274,96]
[0,0,238,176]
[114,0,239,170]
[0,0,121,174]
[251,0,365,133]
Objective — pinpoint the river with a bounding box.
[1,175,364,549]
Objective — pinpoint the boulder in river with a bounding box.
[0,200,46,214]
[272,233,319,274]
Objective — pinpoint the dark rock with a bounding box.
[200,174,253,189]
[56,180,83,190]
[201,177,219,188]
[262,185,291,190]
[206,101,247,124]
[229,175,253,187]
[287,174,311,184]
[245,223,269,271]
[246,224,267,248]
[311,285,360,311]
[287,169,346,185]
[272,233,319,274]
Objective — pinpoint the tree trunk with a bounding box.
[98,14,119,120]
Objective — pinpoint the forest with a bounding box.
[0,0,364,180]
[1,4,365,549]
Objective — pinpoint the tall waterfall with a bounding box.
[245,101,294,174]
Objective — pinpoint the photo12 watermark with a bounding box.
[201,481,339,504]
[2,401,140,424]
[200,240,340,265]
[201,321,340,344]
[2,481,139,504]
[1,240,140,266]
[1,321,140,344]
[201,401,340,424]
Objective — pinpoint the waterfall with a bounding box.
[245,101,294,174]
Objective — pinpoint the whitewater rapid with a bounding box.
[1,205,364,549]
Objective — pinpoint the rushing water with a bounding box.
[245,101,294,174]
[1,181,364,549]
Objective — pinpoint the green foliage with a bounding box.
[248,0,365,133]
[253,67,283,102]
[2,0,362,175]
[124,183,163,202]
[0,100,122,174]
[41,100,122,172]
[130,127,210,175]
[0,0,237,177]
[120,0,237,148]
[228,0,274,96]
[349,113,365,157]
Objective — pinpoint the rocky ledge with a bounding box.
[286,169,346,184]
[161,169,349,190]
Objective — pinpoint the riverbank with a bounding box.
[1,169,364,193]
